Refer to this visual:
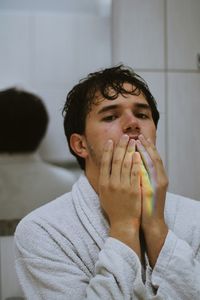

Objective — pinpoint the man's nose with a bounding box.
[122,114,140,134]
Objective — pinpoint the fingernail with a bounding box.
[120,134,129,143]
[136,140,142,150]
[129,139,135,146]
[119,134,129,145]
[138,134,144,140]
[128,139,135,151]
[136,139,141,145]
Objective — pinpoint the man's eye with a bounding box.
[102,115,117,122]
[137,113,149,119]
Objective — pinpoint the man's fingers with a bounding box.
[136,140,154,175]
[138,135,162,167]
[141,163,154,216]
[111,134,129,182]
[138,135,168,217]
[137,135,167,186]
[130,152,142,190]
[121,139,136,186]
[136,139,156,189]
[99,139,113,184]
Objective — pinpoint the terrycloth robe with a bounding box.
[14,174,200,299]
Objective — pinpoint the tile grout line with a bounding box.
[164,0,169,174]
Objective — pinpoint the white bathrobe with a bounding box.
[14,174,200,299]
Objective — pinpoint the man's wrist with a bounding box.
[142,220,168,267]
[142,219,167,236]
[110,219,140,235]
[109,221,141,257]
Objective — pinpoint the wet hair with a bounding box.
[63,64,159,170]
[0,87,49,153]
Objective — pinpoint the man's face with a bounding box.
[82,84,157,187]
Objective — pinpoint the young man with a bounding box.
[0,87,76,225]
[15,66,200,299]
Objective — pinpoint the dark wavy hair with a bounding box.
[63,65,159,170]
[0,87,49,153]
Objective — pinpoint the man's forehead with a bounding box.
[92,91,149,108]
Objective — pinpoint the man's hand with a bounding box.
[137,135,169,267]
[99,134,142,257]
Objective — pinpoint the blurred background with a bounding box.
[0,0,200,298]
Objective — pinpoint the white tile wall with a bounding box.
[33,14,111,88]
[0,0,108,15]
[167,0,200,70]
[168,73,200,199]
[112,0,165,69]
[0,13,33,88]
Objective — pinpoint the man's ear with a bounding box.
[70,133,88,159]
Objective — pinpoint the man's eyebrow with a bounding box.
[97,102,151,115]
[134,103,151,110]
[97,104,119,115]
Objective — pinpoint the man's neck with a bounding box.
[85,168,99,194]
